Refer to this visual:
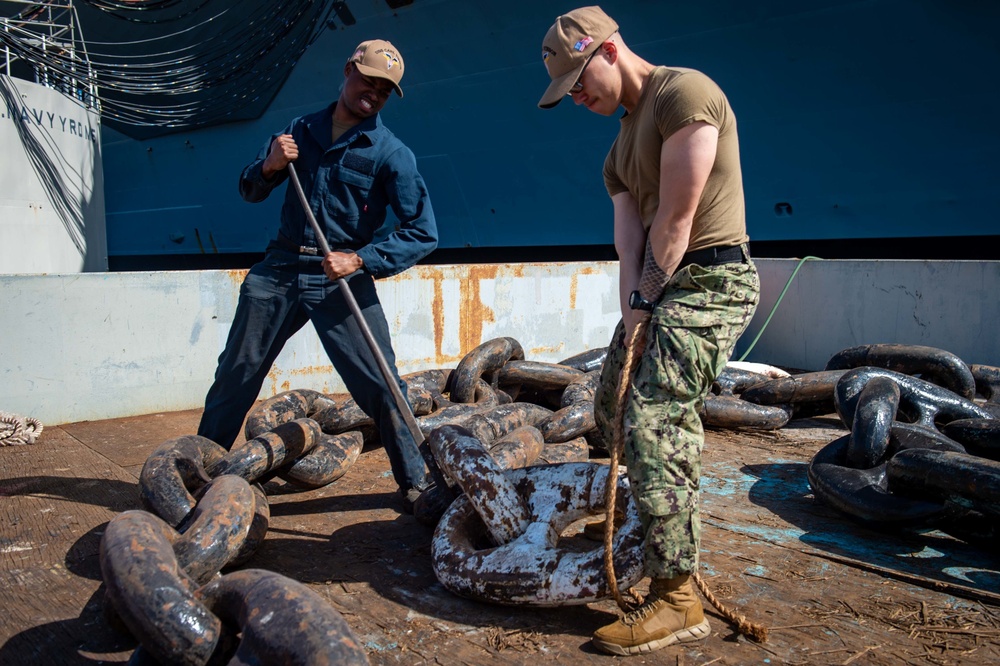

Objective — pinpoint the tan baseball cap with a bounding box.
[538,6,618,109]
[348,39,405,97]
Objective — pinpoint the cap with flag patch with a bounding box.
[349,39,405,97]
[538,6,618,109]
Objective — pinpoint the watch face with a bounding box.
[629,290,651,311]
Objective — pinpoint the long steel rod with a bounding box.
[286,162,425,446]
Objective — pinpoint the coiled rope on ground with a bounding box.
[0,411,43,446]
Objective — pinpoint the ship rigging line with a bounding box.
[1,0,337,129]
[73,7,230,46]
[80,0,213,24]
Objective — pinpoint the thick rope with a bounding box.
[603,315,650,612]
[0,411,43,447]
[600,316,769,642]
[692,571,768,642]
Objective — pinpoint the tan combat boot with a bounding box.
[591,574,711,656]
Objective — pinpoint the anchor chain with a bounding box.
[806,349,1000,540]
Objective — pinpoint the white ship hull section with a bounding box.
[0,75,106,273]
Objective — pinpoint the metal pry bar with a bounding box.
[285,162,425,447]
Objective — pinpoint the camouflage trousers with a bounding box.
[595,246,760,579]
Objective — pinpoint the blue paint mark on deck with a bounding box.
[699,459,1000,596]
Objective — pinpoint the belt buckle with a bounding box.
[299,245,319,256]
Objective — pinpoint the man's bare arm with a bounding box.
[639,121,719,301]
[613,191,646,333]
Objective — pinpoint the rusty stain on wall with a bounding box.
[222,268,248,290]
[527,343,568,358]
[266,362,335,396]
[431,272,446,364]
[224,261,613,400]
[223,261,611,394]
[568,263,603,311]
[460,265,499,358]
[413,264,468,368]
[418,264,501,367]
[288,364,334,379]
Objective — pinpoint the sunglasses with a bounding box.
[567,49,600,96]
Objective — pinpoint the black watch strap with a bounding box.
[629,290,654,311]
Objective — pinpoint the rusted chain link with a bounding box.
[101,504,368,665]
[428,423,644,605]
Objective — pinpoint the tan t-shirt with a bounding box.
[603,66,748,252]
[332,117,356,144]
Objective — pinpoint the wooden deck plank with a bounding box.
[58,408,206,470]
[1,430,140,662]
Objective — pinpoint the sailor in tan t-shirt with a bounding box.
[539,6,761,657]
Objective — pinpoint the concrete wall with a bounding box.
[1,259,996,426]
[743,259,1000,371]
[0,262,620,426]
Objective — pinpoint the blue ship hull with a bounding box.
[79,0,998,267]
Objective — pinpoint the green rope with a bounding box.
[737,256,823,362]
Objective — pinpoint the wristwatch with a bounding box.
[628,290,655,311]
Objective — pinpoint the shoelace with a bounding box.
[622,596,664,626]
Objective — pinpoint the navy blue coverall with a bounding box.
[198,102,438,494]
